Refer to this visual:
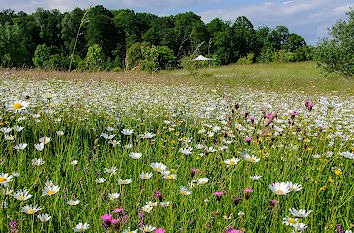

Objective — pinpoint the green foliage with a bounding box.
[272,49,295,63]
[126,41,151,70]
[237,53,254,64]
[0,23,30,67]
[141,45,159,72]
[126,42,176,71]
[78,44,105,71]
[32,44,59,69]
[0,5,314,70]
[314,9,353,77]
[156,46,176,70]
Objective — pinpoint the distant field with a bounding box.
[3,61,353,95]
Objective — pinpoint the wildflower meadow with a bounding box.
[0,71,353,233]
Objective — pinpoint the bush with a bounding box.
[272,49,295,63]
[126,42,177,72]
[237,53,254,64]
[156,46,176,70]
[32,44,59,69]
[314,9,353,77]
[78,44,105,72]
[126,42,151,70]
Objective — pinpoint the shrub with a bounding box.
[314,9,353,77]
[78,44,105,72]
[237,53,254,64]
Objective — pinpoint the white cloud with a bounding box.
[199,0,353,45]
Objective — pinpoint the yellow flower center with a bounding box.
[13,103,23,109]
[43,140,48,144]
[146,208,150,211]
[229,161,235,165]
[182,191,187,194]
[144,176,148,179]
[334,170,342,175]
[201,181,206,184]
[163,204,167,206]
[48,190,56,195]
[248,158,256,162]
[288,219,296,224]
[121,180,125,183]
[18,196,25,200]
[27,209,35,214]
[167,175,174,179]
[275,189,284,194]
[156,168,160,171]
[78,228,85,231]
[71,202,76,205]
[0,177,7,182]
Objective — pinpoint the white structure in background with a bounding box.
[192,55,213,67]
[192,55,213,61]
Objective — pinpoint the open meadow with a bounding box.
[0,62,353,233]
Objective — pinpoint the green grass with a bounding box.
[162,62,353,95]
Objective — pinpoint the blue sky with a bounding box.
[1,0,353,45]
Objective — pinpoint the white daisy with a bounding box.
[73,222,89,232]
[140,172,153,180]
[67,200,80,206]
[21,204,41,214]
[269,182,291,195]
[289,208,312,218]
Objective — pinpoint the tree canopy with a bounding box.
[0,5,313,71]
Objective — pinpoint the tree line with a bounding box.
[0,5,320,72]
